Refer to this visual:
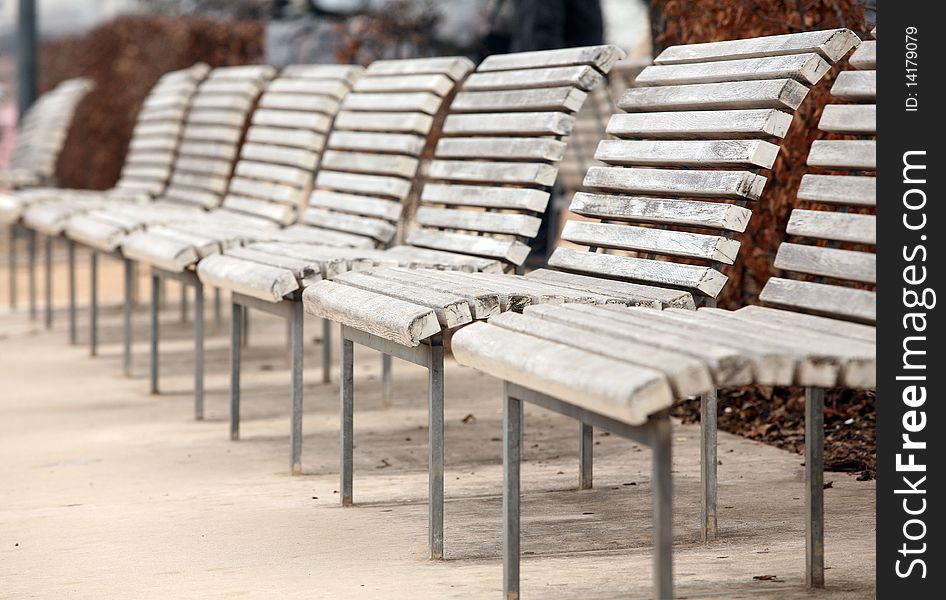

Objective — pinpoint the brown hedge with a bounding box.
[39,15,264,191]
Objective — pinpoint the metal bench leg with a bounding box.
[67,240,76,344]
[289,300,304,475]
[229,302,243,441]
[149,274,159,394]
[701,389,718,541]
[213,288,222,327]
[805,386,825,588]
[503,385,522,600]
[43,235,52,329]
[194,282,205,421]
[123,259,134,377]
[180,284,188,323]
[652,416,674,600]
[382,354,393,407]
[7,224,16,310]
[28,228,36,320]
[579,422,593,490]
[242,308,249,348]
[340,337,354,506]
[428,337,445,560]
[321,318,332,384]
[89,252,98,357]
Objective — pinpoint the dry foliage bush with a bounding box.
[40,15,265,190]
[649,0,869,309]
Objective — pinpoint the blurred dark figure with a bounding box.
[509,0,605,266]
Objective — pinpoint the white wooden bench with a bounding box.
[0,76,94,316]
[451,28,869,599]
[8,65,210,336]
[195,56,475,475]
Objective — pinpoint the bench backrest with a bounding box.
[159,65,276,209]
[217,64,364,226]
[278,57,475,249]
[545,29,860,302]
[9,77,94,185]
[112,64,211,198]
[759,29,876,324]
[404,45,626,268]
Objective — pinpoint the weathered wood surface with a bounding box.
[654,28,859,65]
[525,269,694,309]
[463,65,604,92]
[594,139,779,168]
[239,144,319,170]
[334,110,434,135]
[415,206,541,237]
[342,91,442,114]
[759,277,876,324]
[637,53,830,86]
[267,78,350,99]
[451,87,587,113]
[797,174,875,206]
[569,192,750,232]
[224,246,323,286]
[309,190,402,221]
[607,109,793,139]
[849,40,876,69]
[320,150,419,178]
[246,126,325,150]
[316,171,412,201]
[561,221,740,263]
[222,195,294,225]
[548,247,727,297]
[406,229,531,265]
[735,304,875,343]
[787,209,876,244]
[831,70,876,101]
[807,140,876,170]
[618,79,809,112]
[420,184,549,212]
[435,137,567,161]
[122,230,201,273]
[366,56,474,81]
[584,166,766,200]
[303,280,441,346]
[331,270,473,328]
[774,242,875,284]
[428,160,558,186]
[478,45,624,73]
[327,131,426,156]
[301,207,397,243]
[442,112,575,136]
[819,105,876,134]
[197,254,299,303]
[380,245,503,273]
[353,73,454,95]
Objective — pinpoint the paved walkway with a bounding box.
[0,258,875,598]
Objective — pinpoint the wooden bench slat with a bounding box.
[435,137,567,161]
[197,254,299,303]
[759,277,876,323]
[849,40,876,69]
[190,94,253,111]
[831,70,876,101]
[654,28,859,65]
[569,192,750,233]
[381,246,503,273]
[366,56,474,80]
[334,110,434,135]
[222,246,322,284]
[342,91,443,114]
[561,220,740,264]
[353,73,454,95]
[584,166,766,200]
[234,160,310,187]
[807,140,876,170]
[267,78,350,99]
[618,79,809,112]
[222,195,294,225]
[638,53,830,86]
[181,125,242,144]
[277,224,378,249]
[320,150,420,178]
[607,109,793,139]
[280,64,363,82]
[246,126,325,150]
[316,170,412,200]
[362,268,500,319]
[308,190,402,221]
[258,93,340,114]
[451,87,587,113]
[327,131,426,156]
[174,156,232,176]
[171,171,229,195]
[787,209,875,244]
[774,242,875,283]
[818,104,876,134]
[463,65,604,92]
[420,183,549,212]
[331,271,473,329]
[524,269,694,309]
[415,206,541,237]
[252,109,331,132]
[303,280,441,346]
[178,141,239,162]
[595,139,779,168]
[735,304,875,342]
[406,229,531,265]
[428,159,558,186]
[443,112,575,136]
[240,143,319,170]
[548,247,727,297]
[478,45,624,73]
[228,177,304,206]
[797,174,875,206]
[161,185,220,209]
[301,207,397,243]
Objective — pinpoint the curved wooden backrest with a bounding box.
[113,64,211,198]
[279,56,475,249]
[760,29,876,324]
[405,45,626,268]
[218,64,364,226]
[9,77,94,185]
[547,29,860,301]
[159,65,276,210]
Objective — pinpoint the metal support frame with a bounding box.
[27,227,36,320]
[339,325,445,560]
[579,422,593,490]
[89,252,98,356]
[149,267,204,416]
[503,382,673,600]
[700,389,719,542]
[381,354,393,406]
[43,234,52,329]
[7,224,17,309]
[805,386,825,588]
[67,239,76,344]
[229,293,306,475]
[122,259,134,377]
[322,319,332,384]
